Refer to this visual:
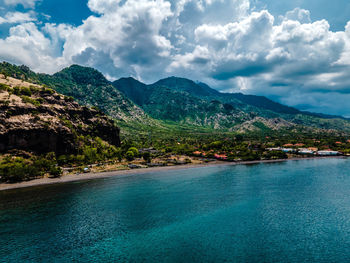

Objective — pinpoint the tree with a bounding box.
[125,151,134,161]
[142,152,151,162]
[49,166,62,178]
[128,147,139,157]
[235,134,243,142]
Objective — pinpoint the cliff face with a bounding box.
[0,75,120,155]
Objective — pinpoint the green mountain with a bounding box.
[113,76,350,133]
[0,62,161,134]
[1,61,350,136]
[47,65,153,125]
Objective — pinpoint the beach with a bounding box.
[0,156,345,191]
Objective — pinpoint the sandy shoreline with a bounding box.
[0,156,346,192]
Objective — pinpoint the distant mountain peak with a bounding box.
[116,77,146,85]
[1,61,349,134]
[54,64,109,86]
[154,76,197,85]
[151,76,220,97]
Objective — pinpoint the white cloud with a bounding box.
[3,0,40,8]
[87,0,121,14]
[0,22,71,73]
[170,10,276,79]
[170,9,346,88]
[62,0,173,79]
[169,45,210,70]
[283,8,311,24]
[2,1,350,115]
[175,0,250,16]
[0,11,36,24]
[164,7,350,115]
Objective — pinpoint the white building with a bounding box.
[298,148,314,155]
[317,150,340,156]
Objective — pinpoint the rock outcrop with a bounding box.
[0,75,120,155]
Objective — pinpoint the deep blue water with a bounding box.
[2,158,350,262]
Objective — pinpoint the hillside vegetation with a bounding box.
[0,73,121,182]
[2,61,350,137]
[2,62,350,183]
[114,76,350,134]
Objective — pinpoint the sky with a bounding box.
[1,0,350,117]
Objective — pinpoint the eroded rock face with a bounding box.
[0,77,120,155]
[0,129,76,154]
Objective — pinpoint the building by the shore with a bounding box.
[298,148,314,155]
[317,150,340,156]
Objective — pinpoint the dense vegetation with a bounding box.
[2,61,350,184]
[2,61,350,134]
[0,70,120,183]
[0,153,61,183]
[113,76,350,132]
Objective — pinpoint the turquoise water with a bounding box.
[1,158,350,262]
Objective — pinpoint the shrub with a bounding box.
[60,118,74,130]
[142,152,151,162]
[0,83,9,91]
[125,151,134,161]
[0,157,34,182]
[83,146,98,163]
[13,86,32,96]
[128,147,139,157]
[64,96,74,102]
[21,95,41,107]
[49,166,62,178]
[57,155,68,165]
[37,97,44,104]
[0,100,10,106]
[0,154,63,183]
[29,86,41,93]
[76,155,85,164]
[40,88,55,95]
[106,145,122,160]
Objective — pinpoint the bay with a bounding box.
[1,158,350,262]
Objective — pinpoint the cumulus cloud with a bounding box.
[0,22,72,73]
[62,0,173,80]
[171,10,344,81]
[283,8,311,24]
[167,8,350,115]
[87,0,121,14]
[3,0,39,8]
[2,0,350,115]
[0,11,36,24]
[169,10,277,79]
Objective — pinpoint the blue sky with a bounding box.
[257,0,350,31]
[1,0,350,116]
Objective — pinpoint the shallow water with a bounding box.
[1,158,350,262]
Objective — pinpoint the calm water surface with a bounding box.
[1,158,350,262]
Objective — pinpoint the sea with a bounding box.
[1,158,350,262]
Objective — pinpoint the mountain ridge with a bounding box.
[112,75,350,132]
[1,61,350,134]
[117,75,348,120]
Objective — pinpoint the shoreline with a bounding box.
[0,156,346,192]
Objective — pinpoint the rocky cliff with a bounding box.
[0,75,120,155]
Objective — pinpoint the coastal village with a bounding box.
[267,146,339,156]
[76,140,345,175]
[191,140,345,161]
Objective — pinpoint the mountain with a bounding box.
[113,76,350,133]
[0,73,120,155]
[115,77,248,129]
[0,62,153,123]
[47,65,154,125]
[2,61,350,135]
